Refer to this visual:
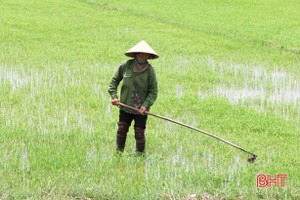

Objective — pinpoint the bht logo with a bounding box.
[257,174,288,188]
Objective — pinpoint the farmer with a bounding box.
[108,40,159,153]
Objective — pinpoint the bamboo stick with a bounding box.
[118,102,257,157]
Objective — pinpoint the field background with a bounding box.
[0,0,299,199]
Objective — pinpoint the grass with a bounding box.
[0,0,299,199]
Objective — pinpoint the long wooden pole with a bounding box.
[118,102,257,157]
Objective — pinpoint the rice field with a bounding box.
[0,0,299,199]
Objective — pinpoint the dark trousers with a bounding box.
[116,110,148,152]
[119,110,148,129]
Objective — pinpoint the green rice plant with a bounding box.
[0,0,299,199]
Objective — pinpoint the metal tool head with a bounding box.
[247,154,258,163]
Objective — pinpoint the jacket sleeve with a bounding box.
[142,67,158,109]
[108,65,123,99]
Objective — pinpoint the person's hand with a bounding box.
[112,98,119,106]
[139,106,147,115]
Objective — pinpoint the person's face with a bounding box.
[139,53,150,59]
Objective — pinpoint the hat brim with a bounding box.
[125,52,159,59]
[125,40,159,59]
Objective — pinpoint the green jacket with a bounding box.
[108,59,158,112]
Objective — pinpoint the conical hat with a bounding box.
[125,40,159,59]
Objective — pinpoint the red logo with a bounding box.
[257,174,288,187]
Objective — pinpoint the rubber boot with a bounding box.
[116,122,129,152]
[134,127,146,153]
[116,136,126,152]
[136,142,145,153]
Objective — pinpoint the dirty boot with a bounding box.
[136,142,145,153]
[134,127,146,153]
[116,122,129,152]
